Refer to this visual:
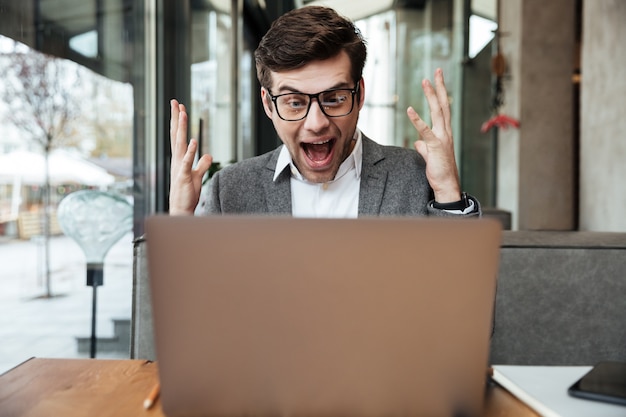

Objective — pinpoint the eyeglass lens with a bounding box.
[275,89,354,121]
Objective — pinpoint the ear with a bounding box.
[356,78,365,111]
[261,88,274,119]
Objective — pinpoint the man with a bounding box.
[169,6,479,218]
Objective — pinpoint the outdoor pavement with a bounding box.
[0,232,134,374]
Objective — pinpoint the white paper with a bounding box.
[492,365,626,417]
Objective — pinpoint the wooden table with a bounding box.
[0,358,539,417]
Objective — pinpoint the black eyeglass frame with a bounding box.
[266,81,361,122]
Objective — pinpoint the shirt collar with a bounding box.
[273,129,363,182]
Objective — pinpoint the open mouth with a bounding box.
[301,139,335,165]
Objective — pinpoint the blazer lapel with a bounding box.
[358,136,387,216]
[263,148,292,215]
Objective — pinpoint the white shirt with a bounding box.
[273,130,362,218]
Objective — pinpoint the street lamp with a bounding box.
[57,190,133,358]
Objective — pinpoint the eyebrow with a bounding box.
[274,81,354,95]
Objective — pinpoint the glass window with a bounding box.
[191,7,234,169]
[357,11,397,146]
[188,1,257,213]
[0,0,251,373]
[355,1,463,153]
[459,0,499,206]
[0,0,143,372]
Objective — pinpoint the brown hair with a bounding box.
[254,6,367,90]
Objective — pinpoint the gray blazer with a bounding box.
[205,136,480,217]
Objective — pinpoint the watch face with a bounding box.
[461,192,469,208]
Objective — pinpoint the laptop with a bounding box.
[145,215,502,417]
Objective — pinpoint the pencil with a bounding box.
[143,382,160,410]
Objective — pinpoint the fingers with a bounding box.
[175,104,188,159]
[420,69,452,141]
[195,154,213,180]
[406,106,428,140]
[169,99,214,176]
[179,137,197,173]
[170,99,190,161]
[433,69,452,139]
[421,79,440,134]
[413,137,428,161]
[168,100,214,216]
[407,106,435,162]
[170,99,180,155]
[406,70,461,202]
[169,99,193,183]
[180,139,213,179]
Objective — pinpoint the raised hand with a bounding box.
[406,68,461,203]
[169,99,213,215]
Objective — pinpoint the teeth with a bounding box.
[302,139,333,162]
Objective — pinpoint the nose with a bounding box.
[303,98,330,130]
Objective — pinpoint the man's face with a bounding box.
[261,51,365,183]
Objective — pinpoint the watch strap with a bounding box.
[432,192,471,211]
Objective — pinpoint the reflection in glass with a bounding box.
[57,190,133,358]
[0,0,139,368]
[57,190,133,265]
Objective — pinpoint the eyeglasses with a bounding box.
[267,83,360,122]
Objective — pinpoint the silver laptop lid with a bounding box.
[145,216,501,417]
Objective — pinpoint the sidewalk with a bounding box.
[0,233,134,374]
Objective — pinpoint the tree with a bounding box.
[0,39,85,297]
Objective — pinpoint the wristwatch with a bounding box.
[432,192,471,211]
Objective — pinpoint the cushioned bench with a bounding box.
[491,231,626,365]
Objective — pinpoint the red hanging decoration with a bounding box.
[480,114,520,133]
[482,42,521,134]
